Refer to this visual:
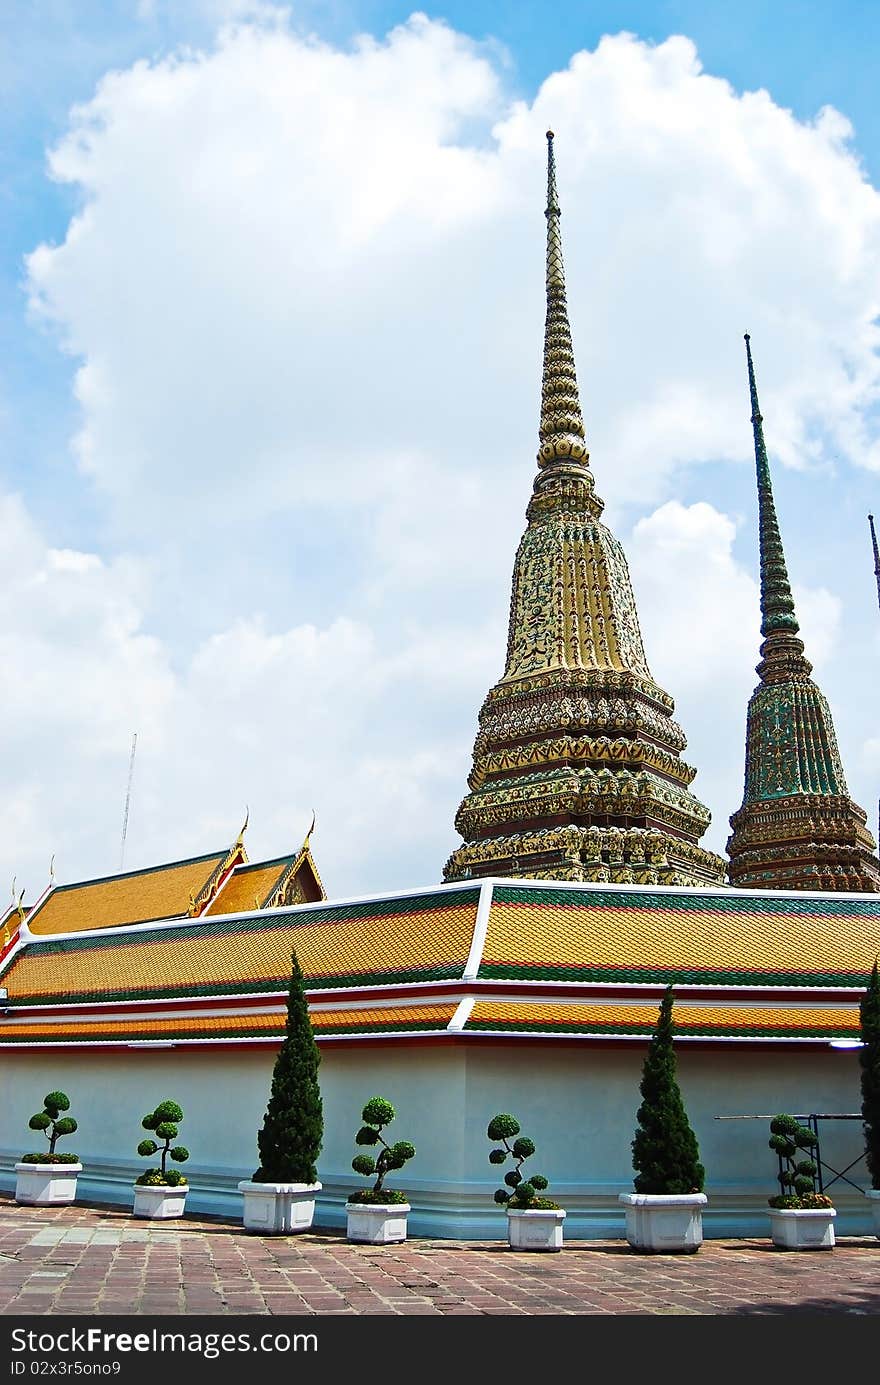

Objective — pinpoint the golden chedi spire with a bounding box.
[727,336,879,892]
[443,134,726,887]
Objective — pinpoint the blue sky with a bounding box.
[1,1,878,898]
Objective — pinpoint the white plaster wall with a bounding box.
[0,1041,871,1240]
[460,1043,870,1237]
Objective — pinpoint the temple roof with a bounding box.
[481,883,878,987]
[3,887,480,1004]
[0,998,861,1046]
[1,879,876,1048]
[24,850,235,936]
[203,848,324,916]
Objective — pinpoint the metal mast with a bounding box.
[119,732,138,871]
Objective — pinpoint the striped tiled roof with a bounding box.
[0,1003,458,1046]
[2,889,480,1005]
[1,878,877,1049]
[481,884,880,987]
[25,852,230,936]
[464,999,861,1041]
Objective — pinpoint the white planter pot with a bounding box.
[238,1180,321,1234]
[346,1202,410,1244]
[14,1162,82,1206]
[132,1183,188,1220]
[619,1192,707,1254]
[867,1189,880,1240]
[768,1207,836,1250]
[506,1207,566,1252]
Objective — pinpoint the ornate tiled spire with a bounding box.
[443,136,726,887]
[538,133,592,481]
[727,336,880,892]
[870,513,880,612]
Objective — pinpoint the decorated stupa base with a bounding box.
[728,794,880,893]
[443,823,727,887]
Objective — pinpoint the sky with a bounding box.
[1,1,879,904]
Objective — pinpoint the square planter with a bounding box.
[132,1183,188,1220]
[238,1180,321,1234]
[768,1207,836,1250]
[14,1162,82,1206]
[867,1189,880,1240]
[346,1202,410,1244]
[619,1192,707,1253]
[506,1207,566,1252]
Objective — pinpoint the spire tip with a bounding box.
[546,129,554,141]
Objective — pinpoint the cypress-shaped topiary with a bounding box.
[253,949,323,1183]
[631,986,705,1195]
[859,959,880,1190]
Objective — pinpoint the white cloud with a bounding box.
[7,13,880,893]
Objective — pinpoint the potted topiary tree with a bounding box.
[859,959,880,1238]
[487,1113,565,1251]
[619,986,707,1253]
[766,1114,835,1250]
[239,948,323,1234]
[346,1096,415,1244]
[133,1100,190,1219]
[15,1091,81,1206]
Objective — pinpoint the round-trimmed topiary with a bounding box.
[630,986,705,1195]
[767,1114,831,1210]
[137,1100,189,1186]
[486,1113,557,1210]
[859,960,880,1190]
[25,1091,78,1163]
[253,949,323,1184]
[347,1097,415,1206]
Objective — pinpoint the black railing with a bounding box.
[715,1113,867,1195]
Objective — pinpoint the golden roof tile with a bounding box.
[205,860,294,916]
[482,885,880,986]
[3,889,480,1003]
[26,852,228,936]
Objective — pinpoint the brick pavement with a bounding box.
[0,1196,877,1316]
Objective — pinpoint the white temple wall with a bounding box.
[0,1042,870,1239]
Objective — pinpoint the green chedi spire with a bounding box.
[746,333,800,642]
[727,336,879,892]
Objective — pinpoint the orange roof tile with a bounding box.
[466,999,860,1040]
[26,852,230,936]
[0,1003,458,1045]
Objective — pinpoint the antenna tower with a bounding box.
[120,732,138,871]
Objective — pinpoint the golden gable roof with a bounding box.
[25,849,237,937]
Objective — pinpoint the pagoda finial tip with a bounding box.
[744,332,750,342]
[546,128,554,140]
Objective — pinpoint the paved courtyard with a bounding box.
[0,1196,877,1316]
